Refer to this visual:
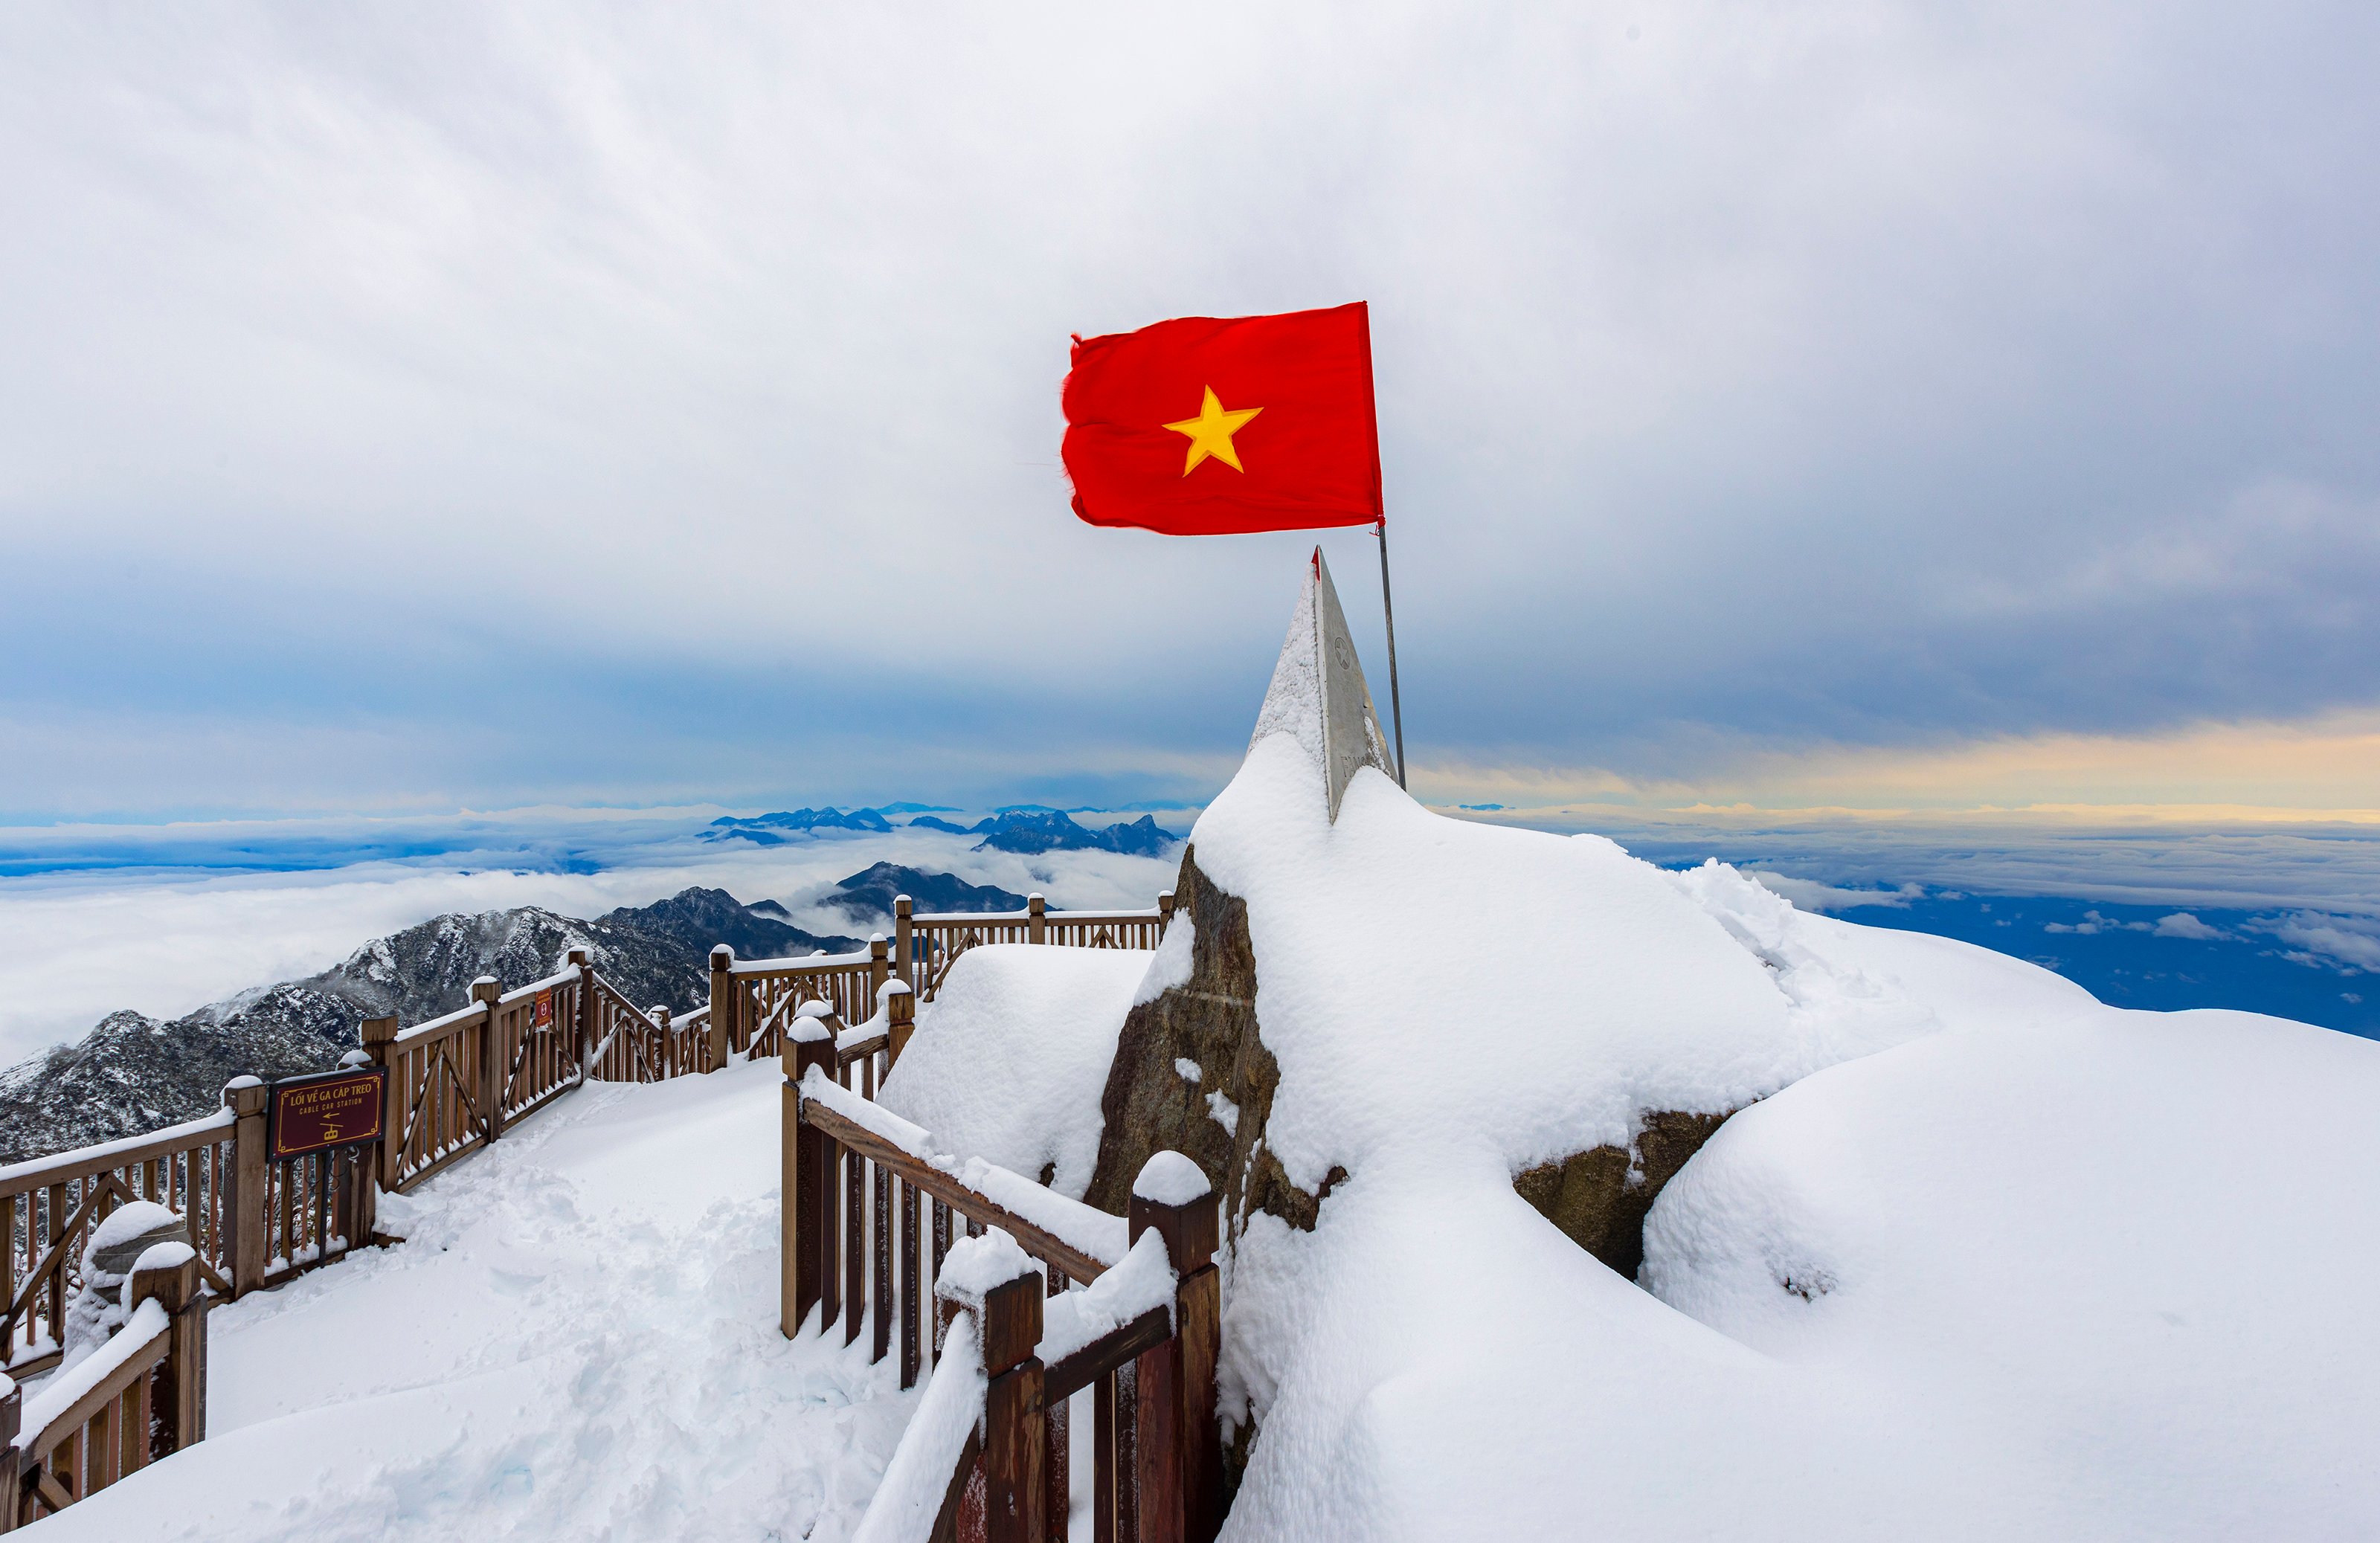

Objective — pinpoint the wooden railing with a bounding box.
[3,1115,237,1379]
[895,892,1176,1003]
[785,1011,1222,1543]
[2,1247,208,1527]
[585,976,712,1083]
[716,942,890,1066]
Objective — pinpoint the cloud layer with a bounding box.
[3,1,2376,818]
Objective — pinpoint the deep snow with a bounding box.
[29,1059,916,1542]
[1107,564,2380,1541]
[877,944,1148,1200]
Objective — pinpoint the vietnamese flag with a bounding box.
[1062,302,1383,535]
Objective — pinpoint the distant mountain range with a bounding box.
[908,809,1180,856]
[0,887,860,1167]
[704,807,895,843]
[824,863,1029,925]
[702,805,1183,856]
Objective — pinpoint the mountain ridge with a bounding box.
[0,887,859,1167]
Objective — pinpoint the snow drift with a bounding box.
[901,558,2380,1540]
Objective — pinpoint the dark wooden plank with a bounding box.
[1045,1381,1070,1543]
[844,1146,864,1347]
[1135,1336,1182,1543]
[1043,1307,1172,1404]
[1094,1372,1116,1543]
[901,1178,922,1389]
[1116,1361,1139,1543]
[1174,1266,1223,1543]
[872,1159,892,1365]
[835,1032,889,1069]
[983,1362,1046,1543]
[932,1198,951,1363]
[817,1136,841,1331]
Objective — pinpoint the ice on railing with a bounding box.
[0,1106,235,1188]
[1038,1229,1176,1365]
[849,1310,985,1543]
[13,1297,168,1452]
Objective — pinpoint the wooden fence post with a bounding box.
[565,947,593,1067]
[222,1077,268,1298]
[1,1372,20,1533]
[894,895,913,988]
[784,1014,837,1337]
[708,945,734,1070]
[1158,889,1177,935]
[869,935,889,1018]
[884,979,916,1066]
[1028,894,1046,944]
[980,1267,1047,1543]
[470,976,504,1141]
[126,1251,205,1457]
[1130,1156,1223,1543]
[360,1015,402,1194]
[335,1049,379,1249]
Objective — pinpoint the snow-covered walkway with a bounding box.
[34,1058,913,1542]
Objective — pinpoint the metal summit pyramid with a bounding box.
[1247,550,1399,822]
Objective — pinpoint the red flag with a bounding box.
[1062,302,1383,535]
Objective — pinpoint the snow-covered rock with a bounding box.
[1640,1007,2380,1539]
[878,944,1148,1199]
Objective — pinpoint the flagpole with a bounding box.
[1374,519,1407,788]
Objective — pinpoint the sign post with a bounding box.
[267,1066,387,1272]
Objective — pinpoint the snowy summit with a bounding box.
[25,557,2380,1542]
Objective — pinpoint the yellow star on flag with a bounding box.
[1163,386,1264,475]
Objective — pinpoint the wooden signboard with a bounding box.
[535,988,554,1028]
[268,1067,387,1161]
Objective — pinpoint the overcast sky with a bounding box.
[4,1,2376,824]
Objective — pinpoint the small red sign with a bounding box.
[269,1069,385,1161]
[534,988,554,1027]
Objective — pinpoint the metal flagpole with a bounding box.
[1374,519,1407,787]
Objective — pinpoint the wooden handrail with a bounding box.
[800,1100,1111,1286]
[0,1112,235,1202]
[1042,1304,1169,1403]
[6,1250,207,1527]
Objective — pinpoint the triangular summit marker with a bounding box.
[1248,549,1398,822]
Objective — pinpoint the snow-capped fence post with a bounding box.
[1028,894,1047,944]
[1158,889,1177,935]
[222,1077,268,1298]
[359,1014,402,1195]
[470,976,504,1143]
[1128,1155,1223,1543]
[895,893,914,988]
[124,1249,205,1457]
[707,944,736,1070]
[869,935,890,1013]
[783,1013,839,1338]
